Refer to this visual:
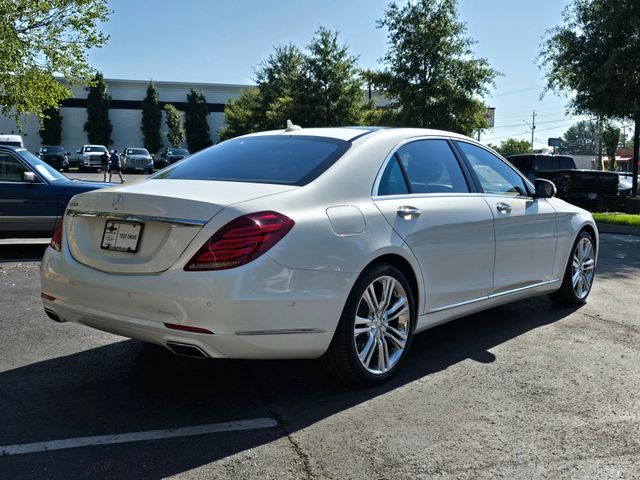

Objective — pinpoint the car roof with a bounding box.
[238,126,473,143]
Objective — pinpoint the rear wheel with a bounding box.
[322,264,416,385]
[549,230,595,305]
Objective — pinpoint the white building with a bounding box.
[0,78,248,153]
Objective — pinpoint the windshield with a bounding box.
[126,148,149,156]
[0,141,22,147]
[16,149,67,182]
[85,146,107,153]
[40,146,64,154]
[152,136,350,186]
[168,149,189,156]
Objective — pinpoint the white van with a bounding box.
[0,134,24,148]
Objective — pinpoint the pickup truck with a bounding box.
[74,144,109,172]
[507,154,620,211]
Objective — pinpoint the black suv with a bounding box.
[155,148,190,169]
[38,146,70,172]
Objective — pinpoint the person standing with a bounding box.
[101,151,109,182]
[108,149,125,184]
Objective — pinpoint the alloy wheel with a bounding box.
[572,236,595,299]
[353,275,410,375]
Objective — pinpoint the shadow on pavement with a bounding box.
[0,244,48,262]
[0,296,581,479]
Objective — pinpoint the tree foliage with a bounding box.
[39,107,63,146]
[560,120,598,155]
[491,138,532,157]
[164,103,185,148]
[185,89,212,152]
[540,0,640,120]
[293,28,367,127]
[0,0,110,122]
[83,72,111,146]
[373,0,498,135]
[221,30,372,140]
[141,81,163,154]
[602,123,620,171]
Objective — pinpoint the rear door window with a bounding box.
[377,156,409,195]
[395,140,469,194]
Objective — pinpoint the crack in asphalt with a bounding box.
[242,362,317,480]
[579,310,640,336]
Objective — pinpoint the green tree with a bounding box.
[39,107,63,146]
[164,104,185,148]
[0,0,110,123]
[185,89,212,152]
[373,0,498,135]
[141,81,163,154]
[602,123,621,171]
[293,27,367,127]
[540,0,640,192]
[560,120,598,155]
[84,72,112,146]
[493,138,532,157]
[221,88,263,141]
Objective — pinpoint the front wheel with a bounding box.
[322,264,416,385]
[549,230,596,305]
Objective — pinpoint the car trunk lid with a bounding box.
[65,179,297,274]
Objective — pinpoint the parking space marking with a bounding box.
[0,418,278,456]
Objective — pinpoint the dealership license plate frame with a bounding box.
[100,220,143,253]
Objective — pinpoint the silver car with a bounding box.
[122,147,153,174]
[41,127,597,384]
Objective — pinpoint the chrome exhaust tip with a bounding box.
[166,341,209,359]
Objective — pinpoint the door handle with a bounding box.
[397,206,421,219]
[496,202,512,214]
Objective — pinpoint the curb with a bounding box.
[596,222,640,235]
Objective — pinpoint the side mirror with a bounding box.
[534,178,556,199]
[76,149,81,154]
[23,171,36,183]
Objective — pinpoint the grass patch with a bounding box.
[592,212,640,226]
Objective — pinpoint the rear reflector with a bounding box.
[41,292,56,301]
[184,211,294,271]
[164,322,214,335]
[50,219,63,252]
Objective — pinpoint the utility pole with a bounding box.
[523,110,536,152]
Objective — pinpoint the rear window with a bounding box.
[153,135,350,186]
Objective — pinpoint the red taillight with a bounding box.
[50,220,63,252]
[184,211,294,271]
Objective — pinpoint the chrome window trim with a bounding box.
[235,328,326,336]
[66,209,207,227]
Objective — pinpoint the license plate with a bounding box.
[101,220,143,253]
[588,193,597,200]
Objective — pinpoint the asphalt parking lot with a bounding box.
[0,233,639,479]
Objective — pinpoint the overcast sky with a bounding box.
[88,0,621,148]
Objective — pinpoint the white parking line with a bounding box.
[0,418,278,456]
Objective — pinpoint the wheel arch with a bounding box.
[360,253,421,317]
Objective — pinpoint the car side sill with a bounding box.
[427,279,561,314]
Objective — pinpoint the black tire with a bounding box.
[321,264,416,385]
[548,230,595,305]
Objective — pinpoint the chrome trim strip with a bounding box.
[66,209,207,226]
[234,328,326,336]
[427,279,561,314]
[489,279,560,299]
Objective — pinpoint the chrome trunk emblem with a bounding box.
[112,194,124,210]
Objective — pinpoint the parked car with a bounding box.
[507,154,619,211]
[155,147,190,169]
[0,146,110,238]
[75,145,109,172]
[0,134,24,148]
[41,127,598,384]
[122,147,153,174]
[38,145,70,172]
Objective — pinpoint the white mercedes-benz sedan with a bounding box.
[41,126,598,384]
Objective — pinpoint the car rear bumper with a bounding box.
[40,244,355,359]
